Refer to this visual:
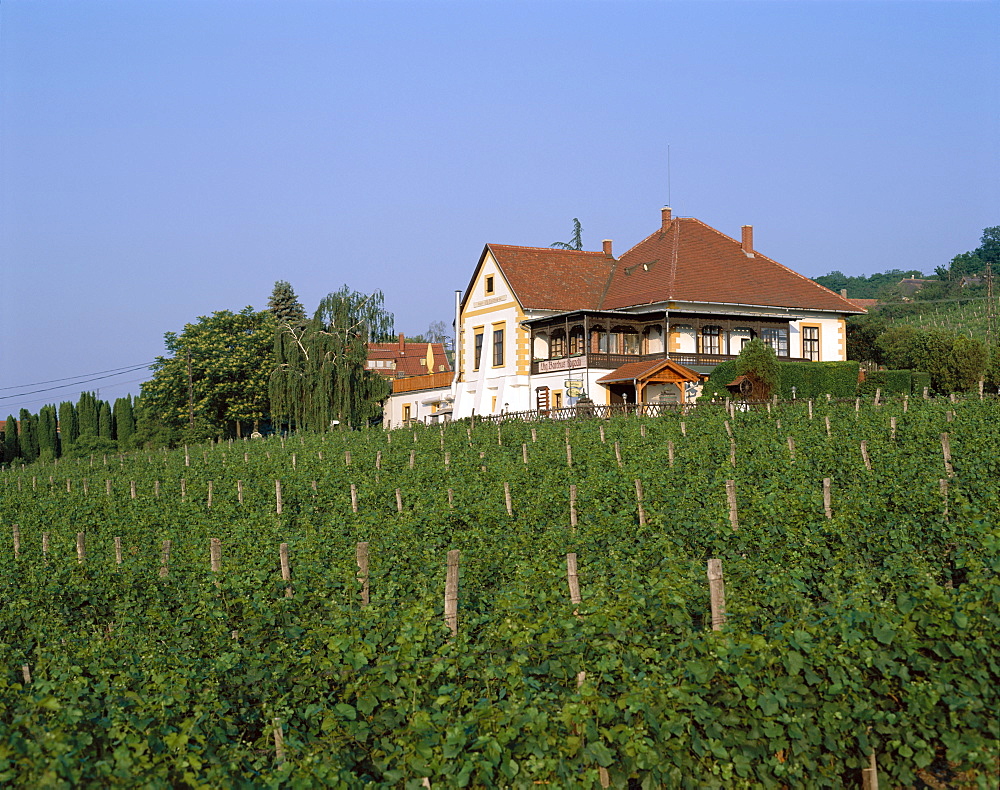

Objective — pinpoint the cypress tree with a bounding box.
[77,392,99,437]
[2,415,18,464]
[98,401,113,439]
[38,405,59,460]
[114,396,136,446]
[268,280,307,327]
[19,409,39,463]
[58,401,79,450]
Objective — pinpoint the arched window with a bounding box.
[569,326,585,355]
[701,325,721,354]
[613,325,640,355]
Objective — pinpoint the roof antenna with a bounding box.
[667,144,671,208]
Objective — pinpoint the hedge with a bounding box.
[702,360,861,400]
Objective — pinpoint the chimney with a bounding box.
[741,225,754,256]
[398,332,405,352]
[840,289,848,298]
[602,239,613,258]
[661,206,672,228]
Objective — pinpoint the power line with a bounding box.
[0,362,156,391]
[1,376,151,410]
[0,364,154,403]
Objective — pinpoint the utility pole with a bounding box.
[986,263,995,341]
[186,348,195,428]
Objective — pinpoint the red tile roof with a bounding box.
[597,359,701,384]
[484,245,615,311]
[604,218,862,312]
[367,337,452,378]
[847,298,878,311]
[480,215,863,315]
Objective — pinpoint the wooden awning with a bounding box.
[597,358,702,385]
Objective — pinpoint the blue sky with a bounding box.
[1,0,997,417]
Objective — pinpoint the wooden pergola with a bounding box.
[597,359,703,404]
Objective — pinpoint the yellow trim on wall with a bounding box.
[837,319,846,360]
[491,321,506,368]
[472,325,484,371]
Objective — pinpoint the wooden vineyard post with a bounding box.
[680,421,686,437]
[903,395,909,413]
[345,450,351,466]
[356,542,369,607]
[504,481,513,517]
[522,443,528,465]
[77,532,85,563]
[531,427,537,443]
[291,453,296,469]
[634,479,646,526]
[21,665,31,684]
[105,479,111,496]
[447,488,454,509]
[12,524,20,559]
[855,397,861,414]
[444,550,460,637]
[724,420,732,438]
[497,425,503,446]
[237,480,243,505]
[566,441,573,468]
[707,559,726,631]
[940,479,949,519]
[874,388,881,408]
[444,451,450,468]
[941,433,954,478]
[273,718,285,765]
[808,400,814,420]
[207,481,213,509]
[923,387,929,400]
[211,538,222,572]
[726,480,738,531]
[395,489,403,513]
[181,479,186,500]
[569,485,578,532]
[376,450,382,470]
[185,446,190,467]
[823,478,832,519]
[614,441,622,468]
[130,481,136,500]
[787,436,796,461]
[729,438,736,468]
[825,415,831,438]
[668,440,675,467]
[159,540,171,578]
[566,552,582,615]
[599,424,605,443]
[155,480,160,498]
[861,752,879,790]
[409,450,415,469]
[114,536,123,565]
[66,478,71,493]
[42,532,49,557]
[861,441,872,472]
[350,483,358,514]
[890,417,897,440]
[280,543,292,597]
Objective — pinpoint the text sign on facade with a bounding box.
[537,356,587,373]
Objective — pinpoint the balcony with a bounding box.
[531,351,805,375]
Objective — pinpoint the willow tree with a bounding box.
[270,285,394,431]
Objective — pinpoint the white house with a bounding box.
[449,207,864,419]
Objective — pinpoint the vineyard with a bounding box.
[1,396,998,788]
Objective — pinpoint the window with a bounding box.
[550,330,566,358]
[762,327,789,357]
[402,404,411,422]
[802,326,820,361]
[701,325,721,354]
[485,275,494,294]
[552,391,563,409]
[474,330,484,370]
[569,327,585,355]
[622,331,640,355]
[493,327,504,366]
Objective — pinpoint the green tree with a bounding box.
[877,326,987,393]
[735,338,779,398]
[141,307,276,441]
[268,280,307,327]
[2,415,19,464]
[58,401,78,451]
[19,409,39,463]
[114,396,136,447]
[98,401,113,439]
[551,218,584,251]
[77,392,99,438]
[846,314,887,363]
[38,404,59,461]
[270,285,394,431]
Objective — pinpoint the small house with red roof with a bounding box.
[371,334,455,427]
[451,207,864,418]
